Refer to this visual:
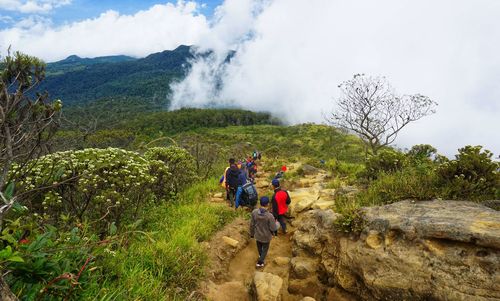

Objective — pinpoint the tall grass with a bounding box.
[83,179,238,300]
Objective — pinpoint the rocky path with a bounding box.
[201,162,336,301]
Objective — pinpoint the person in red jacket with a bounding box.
[271,179,291,235]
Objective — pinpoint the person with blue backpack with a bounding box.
[235,165,258,209]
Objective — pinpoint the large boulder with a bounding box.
[292,200,500,300]
[361,200,500,249]
[291,257,319,279]
[252,272,284,301]
[288,189,320,216]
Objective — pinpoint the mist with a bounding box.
[170,0,500,156]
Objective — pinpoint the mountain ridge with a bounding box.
[40,45,196,106]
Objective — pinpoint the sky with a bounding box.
[0,0,499,156]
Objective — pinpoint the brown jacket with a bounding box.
[250,207,278,243]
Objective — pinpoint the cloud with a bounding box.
[1,0,499,156]
[0,1,209,61]
[171,0,500,156]
[0,0,71,14]
[0,15,14,23]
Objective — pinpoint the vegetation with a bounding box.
[329,74,437,154]
[335,144,499,232]
[38,45,194,106]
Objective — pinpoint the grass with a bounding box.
[82,179,238,300]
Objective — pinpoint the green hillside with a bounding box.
[39,45,194,106]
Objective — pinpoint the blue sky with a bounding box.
[0,1,222,29]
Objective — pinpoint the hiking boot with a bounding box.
[256,262,264,268]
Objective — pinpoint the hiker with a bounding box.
[271,179,291,234]
[273,165,287,180]
[237,179,258,209]
[219,159,233,189]
[247,157,257,181]
[250,196,278,268]
[225,158,241,207]
[234,167,249,209]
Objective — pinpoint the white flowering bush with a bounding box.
[11,148,173,232]
[144,146,197,196]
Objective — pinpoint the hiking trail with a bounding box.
[201,161,335,301]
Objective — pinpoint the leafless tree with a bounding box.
[329,74,437,154]
[0,51,61,300]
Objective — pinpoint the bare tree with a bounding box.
[329,74,437,154]
[0,51,61,300]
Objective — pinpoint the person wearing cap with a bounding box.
[271,179,291,234]
[250,196,278,268]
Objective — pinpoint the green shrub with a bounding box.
[358,165,439,205]
[437,145,499,201]
[361,149,407,179]
[144,146,197,195]
[333,195,367,233]
[407,144,437,162]
[5,224,106,300]
[326,158,365,182]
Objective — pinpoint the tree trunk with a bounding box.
[0,275,18,301]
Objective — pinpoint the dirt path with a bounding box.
[202,161,329,301]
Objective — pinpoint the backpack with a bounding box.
[242,182,258,205]
[226,167,240,189]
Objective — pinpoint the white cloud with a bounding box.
[0,0,71,14]
[0,15,14,23]
[0,0,499,156]
[171,0,500,156]
[0,1,209,61]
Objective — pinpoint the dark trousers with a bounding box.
[256,241,270,264]
[277,215,287,233]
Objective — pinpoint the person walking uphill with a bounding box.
[271,179,291,234]
[225,158,240,207]
[250,197,278,268]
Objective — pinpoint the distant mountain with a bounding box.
[40,45,195,106]
[47,55,136,75]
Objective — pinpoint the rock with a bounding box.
[213,192,224,198]
[301,297,316,301]
[205,281,249,301]
[317,209,341,229]
[288,189,320,217]
[365,230,383,249]
[291,257,318,279]
[256,181,270,189]
[294,198,315,213]
[312,201,335,210]
[273,256,291,266]
[292,230,321,255]
[480,199,500,211]
[361,200,500,248]
[292,199,500,300]
[326,287,357,301]
[288,276,324,300]
[253,272,283,301]
[335,185,360,196]
[222,236,239,248]
[301,164,319,175]
[319,188,336,201]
